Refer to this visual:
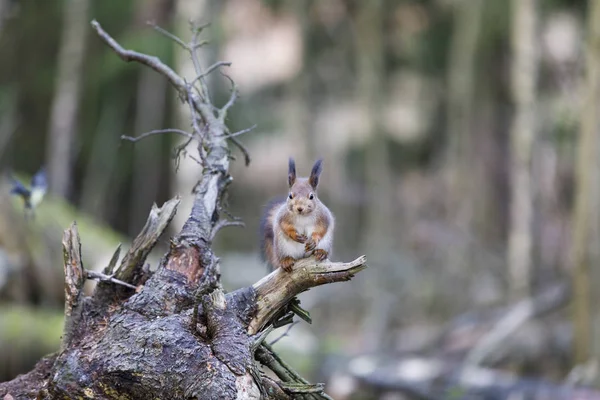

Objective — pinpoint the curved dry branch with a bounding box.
[249,255,368,334]
[91,20,186,93]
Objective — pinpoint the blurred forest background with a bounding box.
[2,0,600,398]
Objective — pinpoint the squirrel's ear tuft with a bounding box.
[288,158,296,187]
[309,159,323,189]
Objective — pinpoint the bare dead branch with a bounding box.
[173,136,194,172]
[150,23,188,51]
[223,124,257,139]
[269,321,299,346]
[191,61,232,86]
[189,26,210,102]
[219,78,238,121]
[101,244,121,276]
[209,219,245,241]
[192,40,209,50]
[91,20,186,94]
[189,153,203,166]
[121,129,193,143]
[249,255,368,335]
[86,270,137,290]
[229,136,251,166]
[190,20,211,33]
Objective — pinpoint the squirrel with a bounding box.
[259,158,335,272]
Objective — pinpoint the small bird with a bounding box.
[9,167,48,213]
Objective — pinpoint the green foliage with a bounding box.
[0,304,63,381]
[0,305,63,350]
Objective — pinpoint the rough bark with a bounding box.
[0,20,367,400]
[507,0,538,301]
[571,0,600,368]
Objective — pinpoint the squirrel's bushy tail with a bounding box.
[259,197,285,271]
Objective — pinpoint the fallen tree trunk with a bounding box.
[346,355,600,400]
[0,20,367,400]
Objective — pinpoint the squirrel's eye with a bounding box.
[288,193,293,199]
[309,193,314,200]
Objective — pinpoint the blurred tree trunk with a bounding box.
[128,69,168,233]
[284,0,310,163]
[0,89,18,163]
[572,0,600,368]
[80,98,127,218]
[356,0,392,258]
[354,0,394,352]
[45,0,90,198]
[128,0,173,235]
[0,0,10,35]
[507,0,538,300]
[444,0,483,295]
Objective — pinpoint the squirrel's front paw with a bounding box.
[280,257,295,272]
[305,240,317,252]
[313,249,328,261]
[295,233,308,243]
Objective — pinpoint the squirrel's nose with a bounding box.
[297,207,304,213]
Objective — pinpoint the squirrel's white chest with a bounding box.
[275,214,315,258]
[293,215,316,236]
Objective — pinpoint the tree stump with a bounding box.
[0,20,367,400]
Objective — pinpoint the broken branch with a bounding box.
[115,197,180,283]
[249,255,367,334]
[61,222,86,350]
[86,270,137,290]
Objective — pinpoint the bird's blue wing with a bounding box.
[29,167,47,208]
[9,176,30,198]
[31,167,48,191]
